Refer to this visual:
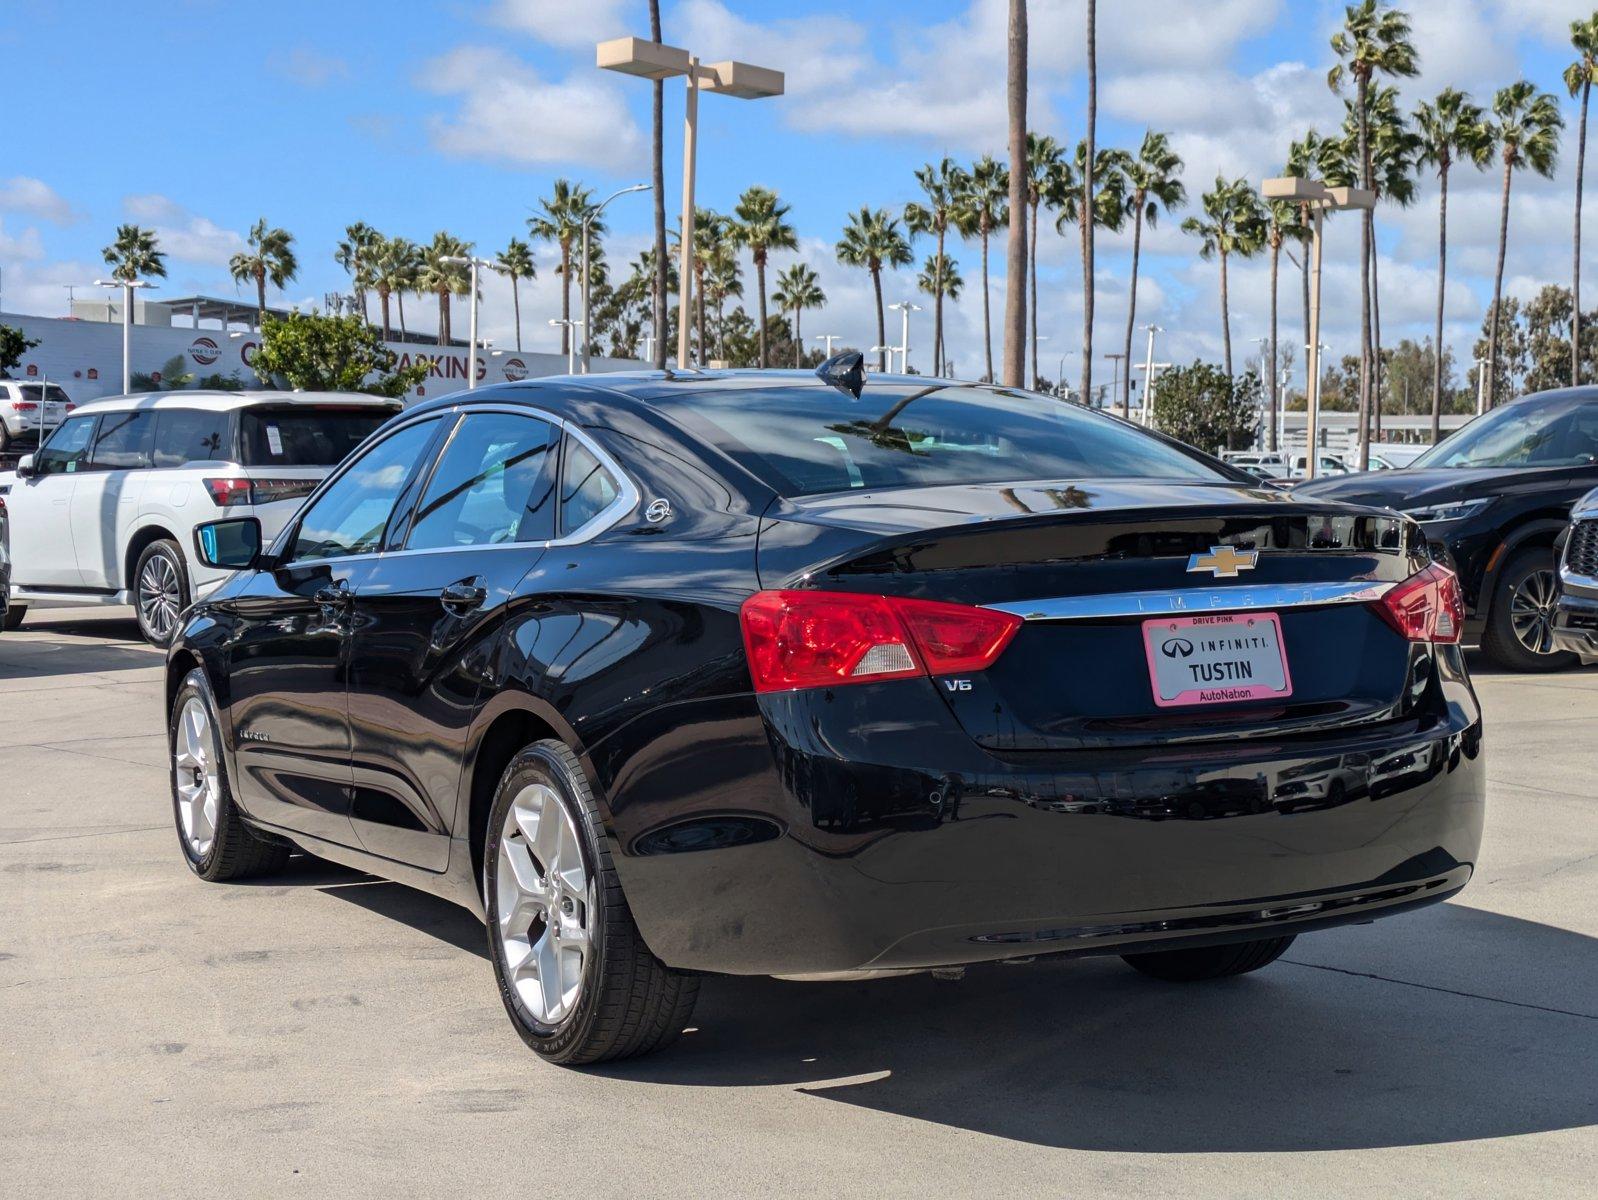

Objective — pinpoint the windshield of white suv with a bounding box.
[1413,395,1598,469]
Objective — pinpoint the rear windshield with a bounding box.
[15,383,71,404]
[239,406,392,467]
[653,382,1226,496]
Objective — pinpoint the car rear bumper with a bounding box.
[602,656,1486,976]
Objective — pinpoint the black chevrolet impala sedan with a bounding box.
[166,358,1485,1064]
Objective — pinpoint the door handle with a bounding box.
[439,580,487,614]
[314,581,352,610]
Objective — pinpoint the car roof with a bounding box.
[66,389,401,415]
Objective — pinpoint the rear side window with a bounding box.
[559,438,621,536]
[89,410,156,470]
[240,407,390,467]
[33,415,96,476]
[405,412,559,550]
[153,409,230,467]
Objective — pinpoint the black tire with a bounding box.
[485,739,698,1065]
[1,602,23,632]
[1121,934,1296,982]
[1480,546,1578,672]
[169,668,289,882]
[134,538,190,647]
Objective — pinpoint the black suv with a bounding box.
[1297,387,1598,671]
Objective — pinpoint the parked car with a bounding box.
[1368,443,1429,470]
[1553,484,1598,659]
[0,380,73,455]
[0,390,400,644]
[1288,452,1351,478]
[0,492,10,633]
[165,359,1484,1065]
[1221,450,1290,479]
[1296,386,1598,671]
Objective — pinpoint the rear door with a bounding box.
[5,413,97,588]
[74,408,155,588]
[343,409,560,870]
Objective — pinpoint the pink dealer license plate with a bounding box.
[1141,611,1293,708]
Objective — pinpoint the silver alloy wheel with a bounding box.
[138,550,182,642]
[1509,567,1559,655]
[494,783,594,1025]
[173,695,219,858]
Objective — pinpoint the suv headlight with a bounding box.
[1403,499,1490,524]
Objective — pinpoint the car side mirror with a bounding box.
[194,517,264,571]
[15,454,35,479]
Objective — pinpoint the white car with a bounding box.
[0,390,400,644]
[1286,452,1351,479]
[1367,444,1429,470]
[0,380,73,454]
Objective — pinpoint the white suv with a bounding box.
[0,390,400,644]
[0,380,73,454]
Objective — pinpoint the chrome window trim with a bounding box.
[985,579,1397,622]
[549,422,639,547]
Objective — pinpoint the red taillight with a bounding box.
[739,590,1022,693]
[10,400,38,412]
[203,477,253,507]
[1376,563,1463,644]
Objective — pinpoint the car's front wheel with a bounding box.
[1,602,22,632]
[135,538,190,647]
[485,739,698,1065]
[1481,546,1579,672]
[1121,935,1296,982]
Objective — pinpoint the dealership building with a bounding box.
[0,295,640,407]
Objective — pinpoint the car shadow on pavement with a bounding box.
[0,615,158,680]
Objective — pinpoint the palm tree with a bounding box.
[673,208,727,364]
[1484,81,1564,409]
[228,218,298,327]
[1181,176,1266,380]
[1329,0,1418,468]
[374,236,419,342]
[1566,14,1598,385]
[1082,0,1099,407]
[494,238,537,352]
[1024,134,1065,388]
[917,254,964,375]
[836,207,913,373]
[729,186,798,368]
[904,157,967,376]
[418,232,472,346]
[528,179,600,356]
[1002,0,1029,388]
[649,0,667,368]
[1118,130,1186,417]
[1264,199,1306,451]
[334,222,381,325]
[1285,132,1330,390]
[1049,141,1130,399]
[703,241,742,362]
[1416,88,1491,441]
[101,224,167,284]
[952,156,1009,382]
[774,263,825,368]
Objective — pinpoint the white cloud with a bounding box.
[488,0,632,48]
[0,176,82,225]
[122,195,246,267]
[419,46,646,171]
[0,217,46,263]
[268,46,350,88]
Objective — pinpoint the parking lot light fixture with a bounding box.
[549,318,583,375]
[888,301,922,373]
[814,333,841,358]
[441,254,495,389]
[598,37,783,370]
[93,277,155,394]
[580,184,651,375]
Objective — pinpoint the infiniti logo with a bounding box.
[1161,637,1195,659]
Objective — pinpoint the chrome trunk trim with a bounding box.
[986,579,1396,622]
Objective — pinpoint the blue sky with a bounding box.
[1,0,1592,387]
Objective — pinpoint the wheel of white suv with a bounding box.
[1121,935,1296,982]
[170,668,289,881]
[484,739,698,1065]
[135,539,190,647]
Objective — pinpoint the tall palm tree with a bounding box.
[917,253,963,375]
[774,263,825,368]
[1024,134,1066,388]
[1118,130,1186,417]
[101,224,167,284]
[904,157,967,377]
[1285,132,1331,390]
[1049,141,1130,400]
[334,222,381,325]
[228,218,298,327]
[528,179,600,356]
[494,238,537,352]
[1566,14,1598,385]
[1181,176,1266,380]
[649,0,668,368]
[1082,0,1099,408]
[836,207,913,372]
[1329,0,1418,468]
[1416,88,1491,441]
[703,241,742,362]
[953,157,1010,382]
[418,232,472,346]
[393,237,421,341]
[730,185,798,368]
[1264,199,1307,451]
[1484,81,1563,409]
[673,208,727,364]
[1002,0,1029,388]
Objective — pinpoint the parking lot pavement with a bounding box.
[1,611,1594,1198]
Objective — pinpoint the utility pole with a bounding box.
[1105,353,1126,417]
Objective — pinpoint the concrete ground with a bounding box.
[1,609,1594,1199]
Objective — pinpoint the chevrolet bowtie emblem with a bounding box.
[1188,545,1259,578]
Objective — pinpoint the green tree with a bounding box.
[0,325,40,377]
[703,240,743,362]
[1565,13,1598,384]
[1023,133,1065,389]
[494,238,537,352]
[1048,140,1130,395]
[229,218,298,326]
[836,207,913,373]
[1118,130,1186,416]
[1182,176,1266,380]
[417,231,472,346]
[528,179,601,356]
[904,157,967,376]
[334,222,382,324]
[130,353,195,393]
[101,224,167,284]
[730,185,798,368]
[916,254,963,376]
[773,263,825,368]
[1151,361,1259,454]
[674,209,729,364]
[952,155,1009,382]
[1483,81,1563,409]
[370,236,419,342]
[250,311,428,397]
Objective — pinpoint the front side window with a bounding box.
[559,438,621,536]
[33,415,97,476]
[289,419,439,562]
[406,412,559,550]
[153,409,230,468]
[89,410,157,471]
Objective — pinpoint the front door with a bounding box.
[6,413,97,589]
[344,410,560,870]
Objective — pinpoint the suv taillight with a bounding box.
[203,477,317,507]
[739,590,1022,694]
[203,477,254,507]
[1376,563,1464,643]
[9,401,38,412]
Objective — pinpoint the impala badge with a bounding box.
[1188,545,1259,578]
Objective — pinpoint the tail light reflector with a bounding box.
[1375,563,1463,643]
[739,590,1022,693]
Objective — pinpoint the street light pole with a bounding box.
[550,318,582,375]
[442,254,496,389]
[888,301,921,373]
[93,277,154,394]
[1139,325,1162,427]
[815,333,841,357]
[581,182,651,374]
[1105,352,1127,416]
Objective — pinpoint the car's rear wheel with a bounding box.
[1481,546,1578,672]
[170,668,289,881]
[135,539,189,647]
[1121,935,1296,982]
[485,739,698,1065]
